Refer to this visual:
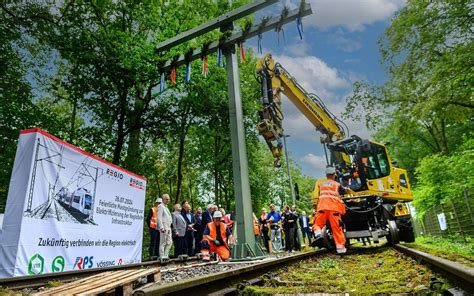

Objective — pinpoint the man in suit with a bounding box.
[181,201,195,256]
[157,194,173,259]
[202,204,215,226]
[299,210,312,246]
[193,207,204,255]
[172,203,187,257]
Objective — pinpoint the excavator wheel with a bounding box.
[397,217,415,242]
[386,220,400,246]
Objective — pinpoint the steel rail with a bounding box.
[133,250,321,295]
[394,244,474,284]
[0,257,199,290]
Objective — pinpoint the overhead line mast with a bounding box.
[156,0,312,260]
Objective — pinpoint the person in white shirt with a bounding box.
[157,194,172,259]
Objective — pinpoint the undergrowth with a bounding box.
[403,234,474,267]
[241,245,453,295]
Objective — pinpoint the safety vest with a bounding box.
[207,222,228,248]
[253,218,259,235]
[150,205,159,229]
[317,179,345,214]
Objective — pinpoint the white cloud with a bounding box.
[285,41,310,56]
[327,29,363,52]
[269,54,373,142]
[301,153,327,171]
[274,55,350,96]
[302,0,405,31]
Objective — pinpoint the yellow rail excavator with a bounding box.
[255,53,415,246]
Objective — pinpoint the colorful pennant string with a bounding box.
[239,42,245,63]
[296,16,303,40]
[202,55,207,77]
[185,62,191,82]
[159,72,166,92]
[171,66,176,85]
[217,47,222,67]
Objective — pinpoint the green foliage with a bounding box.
[344,0,473,215]
[413,135,474,216]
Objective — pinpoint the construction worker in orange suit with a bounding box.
[201,211,234,261]
[311,166,347,255]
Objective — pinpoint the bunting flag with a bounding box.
[296,17,303,40]
[171,66,176,85]
[159,72,166,92]
[239,42,245,63]
[202,55,207,77]
[217,47,222,67]
[185,62,191,82]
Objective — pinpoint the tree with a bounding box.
[345,0,473,172]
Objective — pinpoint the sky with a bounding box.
[246,0,405,179]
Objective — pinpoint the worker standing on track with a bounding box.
[311,167,347,255]
[146,197,161,259]
[201,211,234,262]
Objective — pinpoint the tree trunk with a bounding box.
[112,88,128,164]
[213,136,219,205]
[124,96,144,172]
[69,96,77,143]
[175,133,185,204]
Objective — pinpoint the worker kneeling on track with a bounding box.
[311,166,347,255]
[201,210,234,262]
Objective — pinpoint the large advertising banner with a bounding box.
[0,128,146,277]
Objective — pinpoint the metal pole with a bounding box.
[283,135,295,206]
[224,44,264,260]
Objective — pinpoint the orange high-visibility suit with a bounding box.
[312,178,346,254]
[201,222,231,260]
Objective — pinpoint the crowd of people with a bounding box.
[256,204,316,253]
[146,196,235,261]
[145,165,347,260]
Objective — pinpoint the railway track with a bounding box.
[1,244,472,295]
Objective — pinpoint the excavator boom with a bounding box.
[255,53,416,245]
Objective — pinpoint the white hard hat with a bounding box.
[325,166,336,175]
[155,198,162,203]
[213,211,223,218]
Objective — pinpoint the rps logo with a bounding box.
[73,256,94,270]
[129,178,145,190]
[106,168,124,181]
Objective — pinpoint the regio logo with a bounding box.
[28,253,44,275]
[129,178,145,190]
[106,168,124,181]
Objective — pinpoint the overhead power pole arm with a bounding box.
[159,3,312,73]
[156,0,279,53]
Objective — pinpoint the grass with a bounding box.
[403,234,474,267]
[241,244,453,295]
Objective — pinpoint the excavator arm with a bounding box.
[255,53,347,167]
[255,53,413,203]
